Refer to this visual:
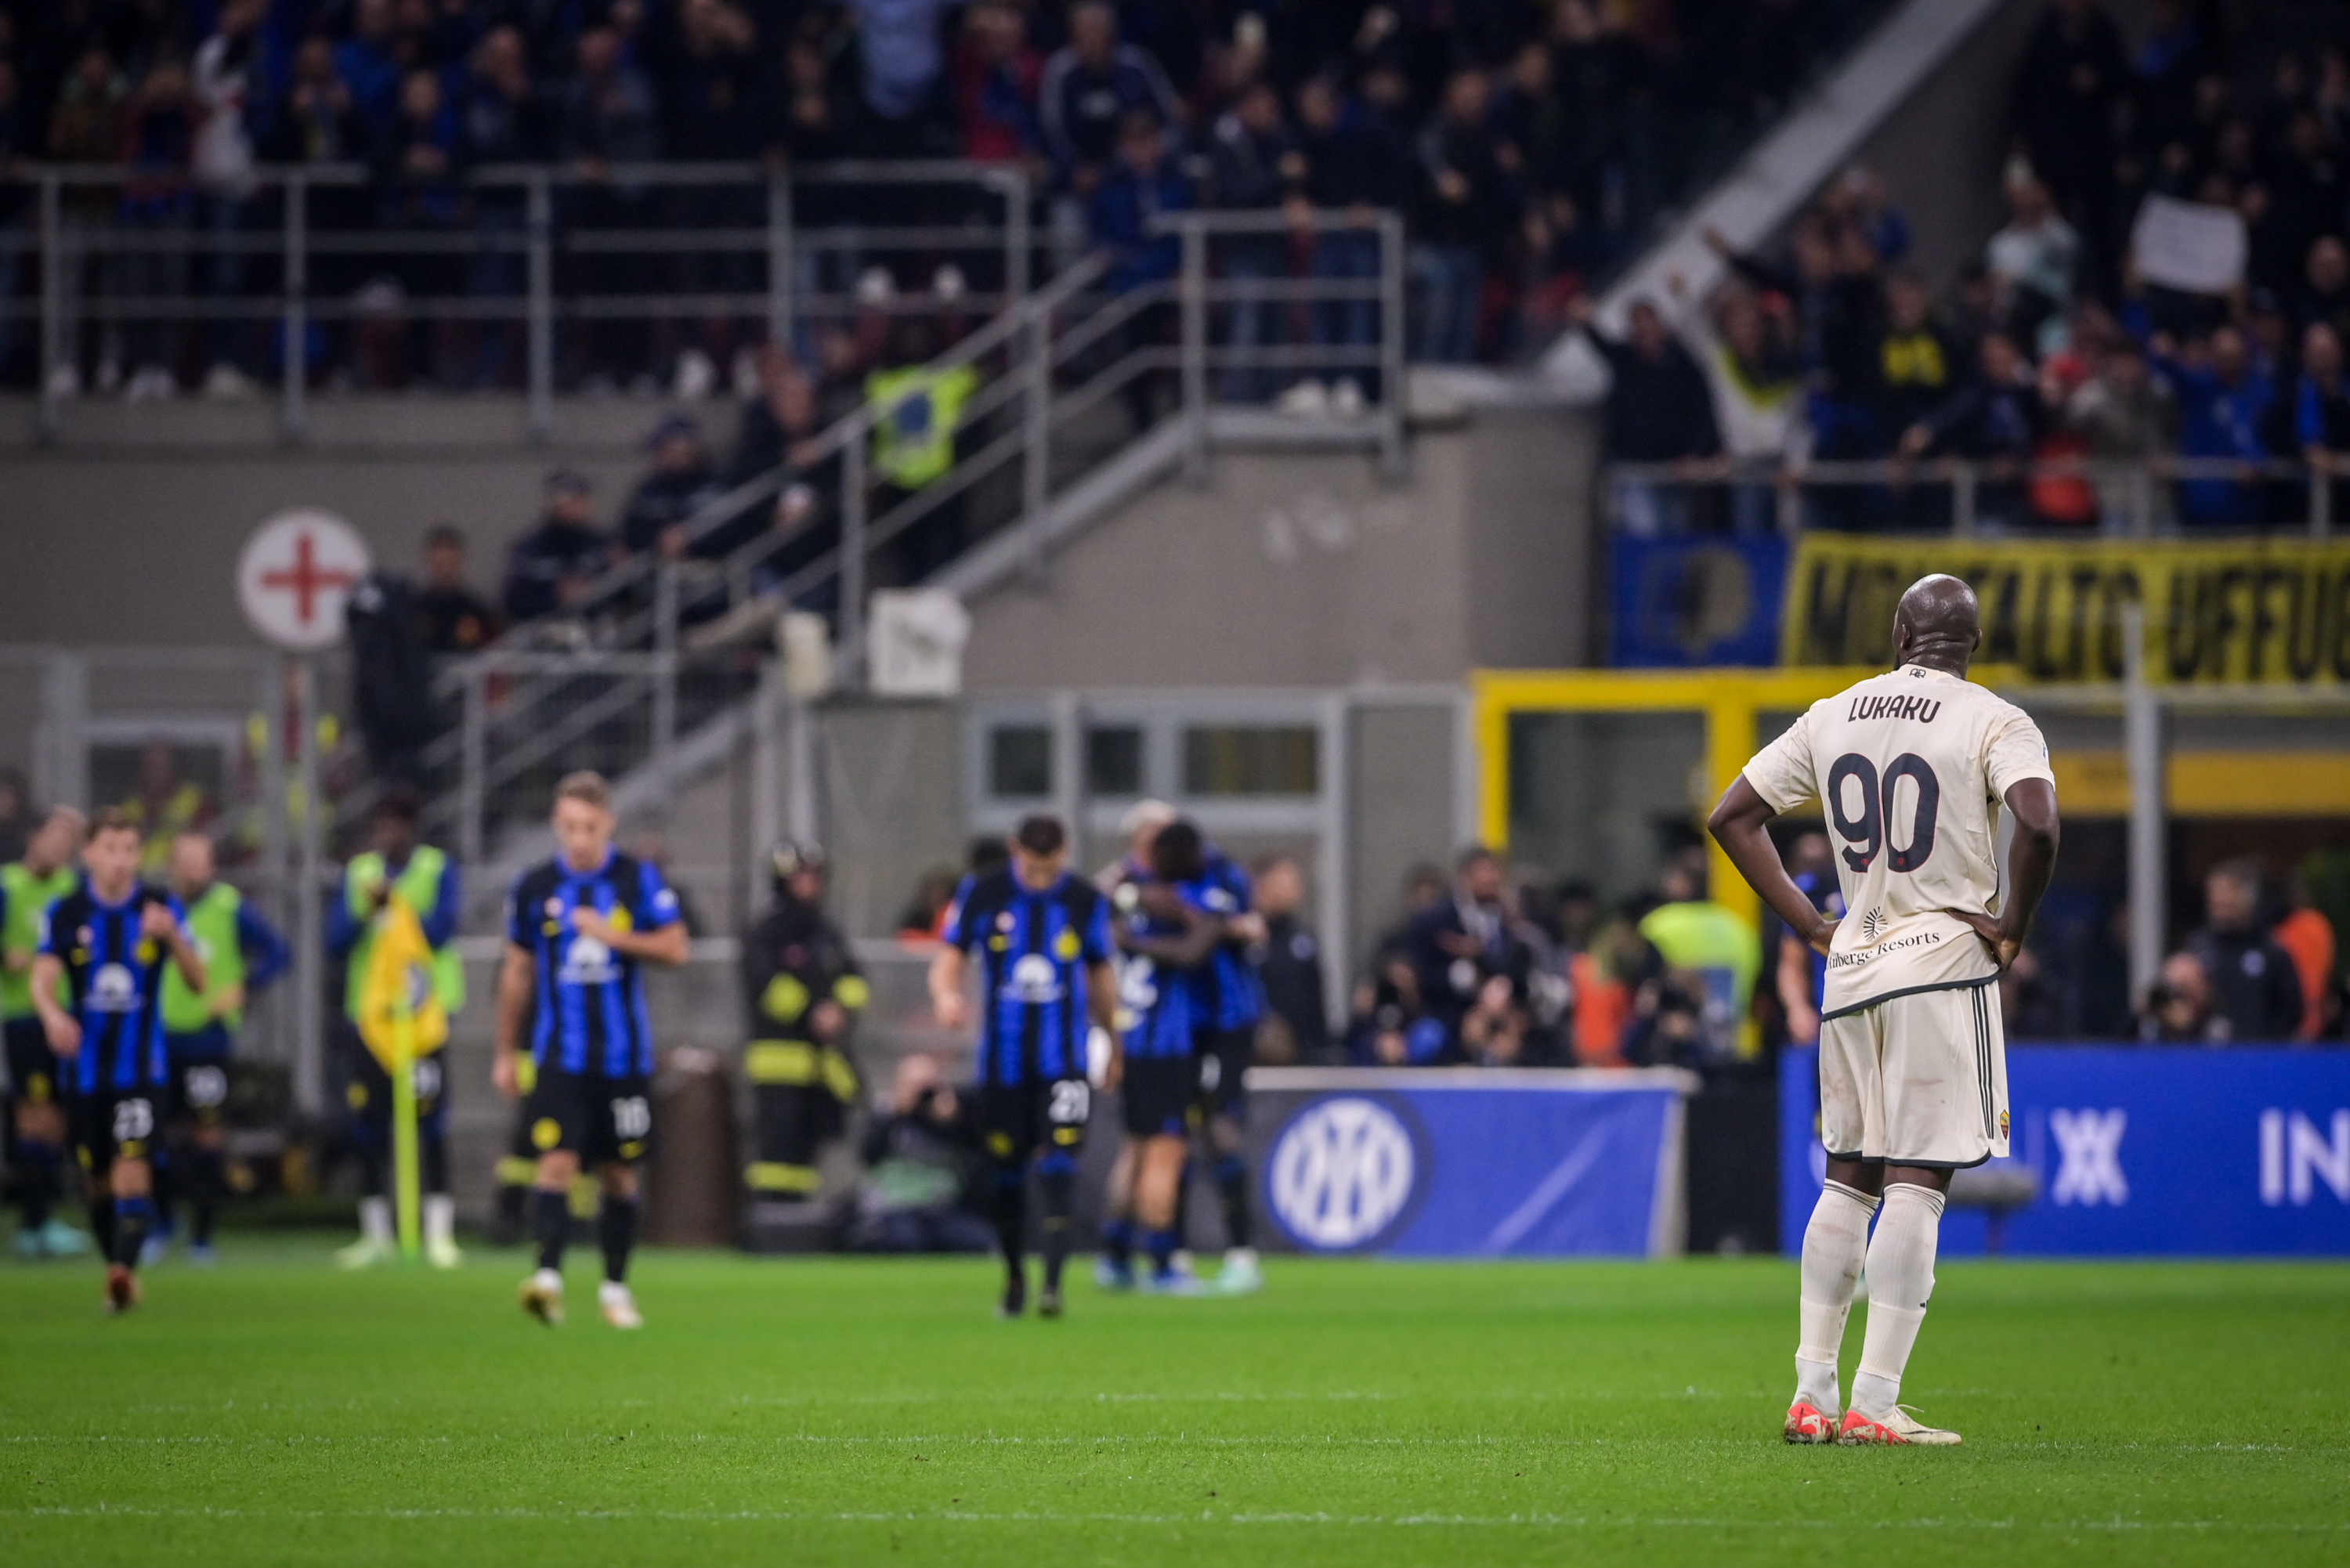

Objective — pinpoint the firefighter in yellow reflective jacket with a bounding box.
[740,841,866,1203]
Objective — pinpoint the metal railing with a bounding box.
[404,209,1409,862]
[1602,454,2341,538]
[15,159,1032,441]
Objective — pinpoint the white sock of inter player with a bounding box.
[1851,1183,1946,1416]
[424,1194,456,1248]
[357,1196,393,1248]
[1795,1180,1878,1412]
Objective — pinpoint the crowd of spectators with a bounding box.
[1592,1,2350,533]
[1327,835,2347,1070]
[0,0,1889,399]
[1339,841,1773,1071]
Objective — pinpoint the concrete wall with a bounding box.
[960,410,1600,690]
[810,702,966,941]
[1350,702,1462,956]
[0,395,720,648]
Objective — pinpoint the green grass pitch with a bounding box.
[2,1245,2345,1566]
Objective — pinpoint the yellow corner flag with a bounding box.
[357,895,448,1263]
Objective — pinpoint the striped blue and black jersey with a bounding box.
[507,850,683,1078]
[1115,887,1195,1061]
[40,880,183,1096]
[943,868,1112,1086]
[1180,851,1264,1032]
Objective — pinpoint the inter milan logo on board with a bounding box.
[1267,1097,1419,1252]
[2050,1108,2129,1205]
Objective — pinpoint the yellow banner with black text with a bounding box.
[1781,535,2350,683]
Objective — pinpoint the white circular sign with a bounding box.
[237,510,371,650]
[1267,1096,1418,1251]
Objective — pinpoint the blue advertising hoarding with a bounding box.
[1245,1068,1697,1258]
[1779,1045,2350,1256]
[1608,534,1790,668]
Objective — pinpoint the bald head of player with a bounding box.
[1891,574,1980,675]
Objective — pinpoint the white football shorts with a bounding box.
[1817,979,2008,1169]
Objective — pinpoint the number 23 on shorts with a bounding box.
[1047,1079,1090,1127]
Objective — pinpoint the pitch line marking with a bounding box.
[5,1506,2348,1534]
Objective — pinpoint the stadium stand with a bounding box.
[0,0,1896,404]
[1582,0,2350,533]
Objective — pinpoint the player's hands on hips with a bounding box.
[492,1050,520,1102]
[1947,909,2021,973]
[1805,912,1836,957]
[42,1012,81,1056]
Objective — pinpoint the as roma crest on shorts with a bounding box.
[1999,1108,2010,1140]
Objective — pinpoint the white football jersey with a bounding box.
[1742,665,2054,1017]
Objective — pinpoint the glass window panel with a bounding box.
[1181,725,1318,796]
[988,725,1053,798]
[1085,726,1144,796]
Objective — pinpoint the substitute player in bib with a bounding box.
[929,815,1120,1320]
[331,788,467,1270]
[4,806,89,1259]
[1709,575,2059,1448]
[494,772,687,1329]
[157,831,288,1263]
[31,809,206,1312]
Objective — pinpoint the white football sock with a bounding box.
[1852,1182,1946,1415]
[358,1197,393,1246]
[1794,1180,1877,1411]
[424,1194,456,1248]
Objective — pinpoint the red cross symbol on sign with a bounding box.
[260,530,358,626]
[237,510,373,651]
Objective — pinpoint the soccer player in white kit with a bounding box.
[1708,575,2060,1447]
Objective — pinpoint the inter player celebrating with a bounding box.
[1709,575,2059,1447]
[1098,819,1227,1293]
[1180,837,1267,1293]
[929,815,1120,1319]
[494,773,687,1329]
[30,809,206,1312]
[3,806,89,1259]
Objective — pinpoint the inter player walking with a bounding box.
[30,809,206,1312]
[1710,575,2059,1447]
[494,773,688,1329]
[929,815,1121,1319]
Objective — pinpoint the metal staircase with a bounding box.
[367,211,1408,908]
